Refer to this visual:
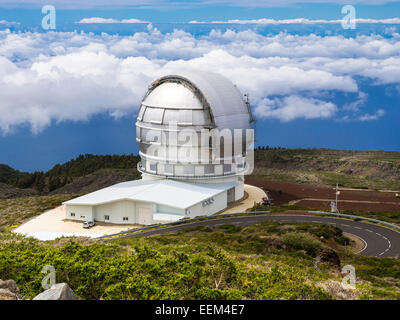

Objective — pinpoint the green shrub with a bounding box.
[217,224,242,233]
[334,236,350,246]
[281,232,322,256]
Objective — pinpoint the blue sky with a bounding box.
[0,1,400,172]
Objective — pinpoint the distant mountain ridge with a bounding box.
[1,148,400,199]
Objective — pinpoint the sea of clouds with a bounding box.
[0,23,399,134]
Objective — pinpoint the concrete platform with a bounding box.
[221,184,267,214]
[14,205,140,241]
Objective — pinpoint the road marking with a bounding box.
[341,224,350,227]
[346,232,368,254]
[109,214,397,258]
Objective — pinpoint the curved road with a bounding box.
[116,214,400,257]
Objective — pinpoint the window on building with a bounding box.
[223,164,232,173]
[184,165,195,175]
[123,217,129,221]
[136,127,141,141]
[164,164,173,175]
[80,215,85,219]
[104,215,109,221]
[70,213,75,217]
[204,164,215,174]
[149,162,157,172]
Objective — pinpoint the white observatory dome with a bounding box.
[136,70,254,190]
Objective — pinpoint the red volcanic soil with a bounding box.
[295,200,400,213]
[245,177,400,213]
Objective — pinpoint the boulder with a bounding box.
[0,279,22,300]
[0,288,21,300]
[33,283,76,300]
[315,248,341,269]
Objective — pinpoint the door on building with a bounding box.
[137,207,152,225]
[227,188,235,203]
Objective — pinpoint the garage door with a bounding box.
[138,207,153,225]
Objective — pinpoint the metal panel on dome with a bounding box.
[143,107,165,124]
[142,82,204,110]
[137,106,146,121]
[153,71,252,131]
[178,110,192,125]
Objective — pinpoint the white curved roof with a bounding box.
[143,82,203,110]
[63,179,237,209]
[142,70,251,130]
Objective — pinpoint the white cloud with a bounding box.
[190,18,400,24]
[0,20,19,27]
[343,91,368,112]
[77,17,149,24]
[0,27,397,133]
[255,96,338,121]
[359,109,385,121]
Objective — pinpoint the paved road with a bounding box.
[116,214,400,258]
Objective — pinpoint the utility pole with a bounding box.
[335,183,340,213]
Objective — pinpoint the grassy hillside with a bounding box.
[0,182,37,199]
[0,194,77,229]
[252,147,400,190]
[0,221,399,300]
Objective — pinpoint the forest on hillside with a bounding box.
[0,154,140,192]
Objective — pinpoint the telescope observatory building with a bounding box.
[64,71,254,225]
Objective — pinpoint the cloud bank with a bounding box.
[0,25,398,134]
[77,17,150,24]
[190,18,400,24]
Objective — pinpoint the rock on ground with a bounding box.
[318,280,358,300]
[0,279,22,300]
[315,247,341,269]
[33,283,76,300]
